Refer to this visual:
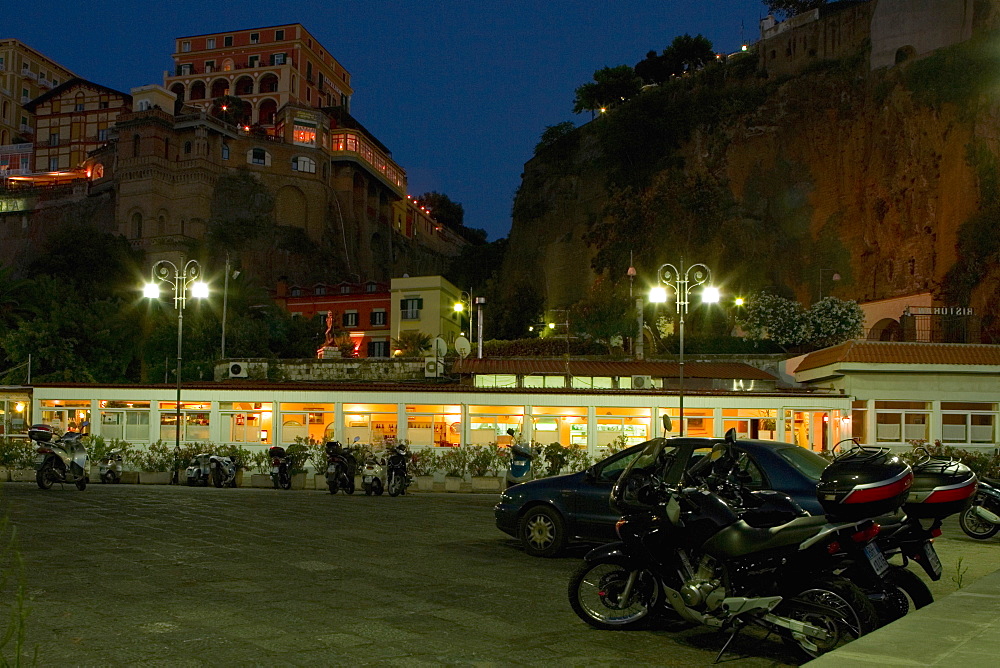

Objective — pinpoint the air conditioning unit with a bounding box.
[631,375,653,390]
[424,357,443,378]
[228,362,268,379]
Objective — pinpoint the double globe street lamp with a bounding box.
[144,259,208,476]
[649,259,719,437]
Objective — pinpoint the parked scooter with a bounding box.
[98,447,124,484]
[30,423,89,491]
[269,446,301,490]
[325,437,359,495]
[361,451,386,496]
[505,429,540,488]
[185,453,213,486]
[386,441,412,497]
[959,477,1000,540]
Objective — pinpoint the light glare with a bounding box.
[191,281,209,299]
[649,287,667,303]
[702,286,720,304]
[144,283,160,299]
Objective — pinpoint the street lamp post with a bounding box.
[649,258,719,436]
[221,253,240,359]
[453,291,473,339]
[144,259,208,482]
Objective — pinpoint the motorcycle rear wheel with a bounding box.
[328,481,337,494]
[782,576,878,659]
[875,565,933,625]
[959,503,999,539]
[280,472,292,491]
[212,468,224,488]
[36,463,55,490]
[105,471,120,485]
[568,558,660,630]
[75,476,88,491]
[372,479,382,496]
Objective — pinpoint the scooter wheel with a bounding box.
[373,479,383,496]
[36,465,55,490]
[75,476,88,491]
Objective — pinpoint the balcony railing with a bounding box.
[330,130,406,193]
[23,70,37,80]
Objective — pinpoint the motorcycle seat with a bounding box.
[703,515,830,558]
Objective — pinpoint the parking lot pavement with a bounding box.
[0,483,995,667]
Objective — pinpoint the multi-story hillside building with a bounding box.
[0,39,77,164]
[163,23,352,129]
[24,78,131,172]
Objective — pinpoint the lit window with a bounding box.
[92,164,104,179]
[221,143,230,160]
[49,132,59,146]
[250,32,259,44]
[249,148,267,165]
[48,157,59,170]
[98,128,108,141]
[342,311,358,327]
[370,310,386,326]
[272,53,286,65]
[293,124,316,146]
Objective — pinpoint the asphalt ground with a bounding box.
[0,482,996,667]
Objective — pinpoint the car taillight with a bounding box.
[851,523,881,544]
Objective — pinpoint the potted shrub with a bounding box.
[440,447,470,492]
[128,441,174,484]
[5,438,38,482]
[284,441,310,490]
[247,449,272,488]
[409,448,438,492]
[469,444,504,493]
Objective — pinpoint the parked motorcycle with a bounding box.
[386,441,412,497]
[29,424,89,491]
[269,446,303,490]
[361,450,386,496]
[505,429,540,489]
[959,477,1000,540]
[568,430,885,660]
[186,452,240,488]
[326,438,359,495]
[98,447,124,484]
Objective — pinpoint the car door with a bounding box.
[569,444,645,542]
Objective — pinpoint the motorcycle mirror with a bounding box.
[725,427,737,444]
[352,436,360,443]
[661,414,673,436]
[506,428,515,436]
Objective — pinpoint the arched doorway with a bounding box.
[869,318,902,341]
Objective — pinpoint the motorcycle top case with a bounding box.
[904,457,978,519]
[28,424,54,442]
[817,447,913,520]
[268,446,286,459]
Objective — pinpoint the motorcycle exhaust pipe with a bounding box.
[974,505,1000,525]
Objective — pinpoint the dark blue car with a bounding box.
[494,437,829,557]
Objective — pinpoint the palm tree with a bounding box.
[392,331,432,357]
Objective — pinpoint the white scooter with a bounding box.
[99,448,124,484]
[361,451,386,496]
[30,424,89,491]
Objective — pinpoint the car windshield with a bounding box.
[775,446,829,481]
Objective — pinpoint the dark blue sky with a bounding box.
[6,1,769,240]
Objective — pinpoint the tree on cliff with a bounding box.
[635,34,716,85]
[415,191,463,229]
[573,65,643,114]
[763,0,827,19]
[570,278,636,354]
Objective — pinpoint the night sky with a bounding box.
[5,1,769,241]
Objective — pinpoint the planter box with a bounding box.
[415,475,434,492]
[120,471,139,484]
[251,473,272,488]
[0,468,9,482]
[10,469,36,482]
[313,474,326,490]
[471,476,503,494]
[139,471,171,485]
[291,472,306,490]
[444,476,462,493]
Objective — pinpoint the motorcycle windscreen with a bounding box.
[610,438,679,513]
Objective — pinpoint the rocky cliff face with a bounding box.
[504,30,1000,340]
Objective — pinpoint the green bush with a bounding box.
[468,444,504,477]
[125,441,176,472]
[0,439,36,469]
[408,449,438,476]
[541,442,568,477]
[439,447,470,477]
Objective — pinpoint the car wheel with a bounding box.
[519,505,566,557]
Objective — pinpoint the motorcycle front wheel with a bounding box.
[388,473,402,497]
[36,463,55,490]
[568,558,660,630]
[782,576,878,659]
[959,502,999,539]
[75,476,88,491]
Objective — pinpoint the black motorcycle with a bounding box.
[325,438,358,495]
[269,446,307,490]
[386,441,412,497]
[568,431,883,660]
[959,477,1000,540]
